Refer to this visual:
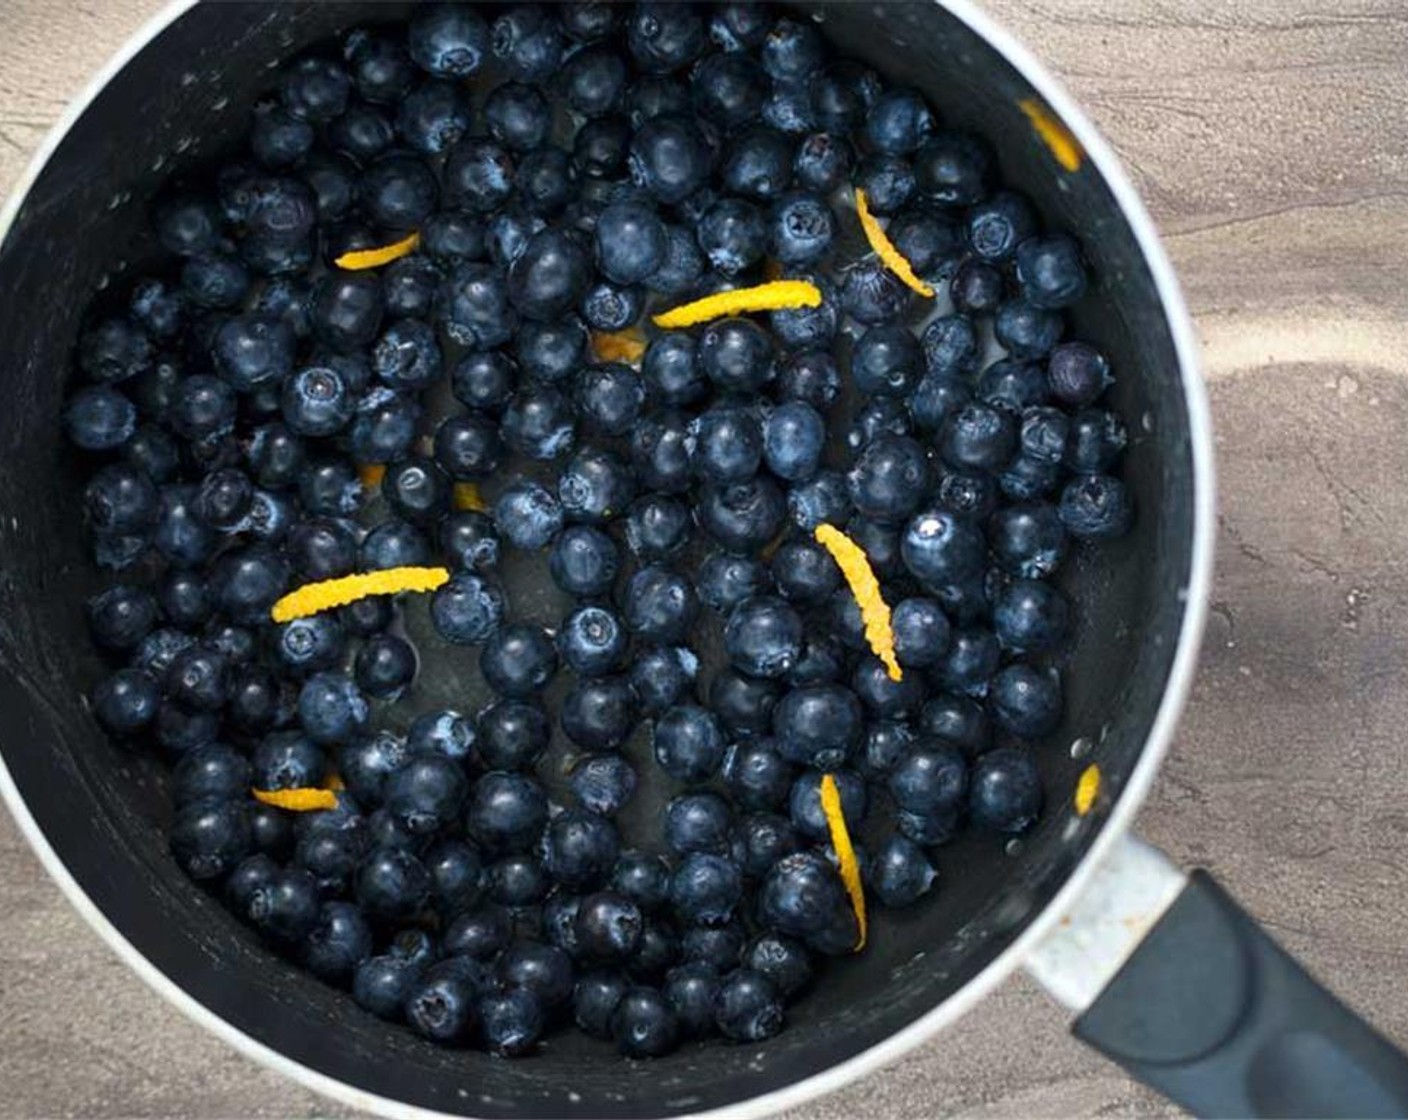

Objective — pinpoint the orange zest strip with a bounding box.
[1074,763,1102,816]
[334,231,421,270]
[651,279,823,329]
[855,189,934,298]
[252,787,339,812]
[1018,98,1084,173]
[820,773,867,952]
[270,565,450,623]
[813,523,903,681]
[358,463,386,489]
[592,327,647,365]
[452,482,487,512]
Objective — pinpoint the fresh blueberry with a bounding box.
[250,104,315,168]
[280,56,350,123]
[888,744,967,817]
[182,253,251,310]
[274,615,345,675]
[405,960,482,1044]
[788,769,865,842]
[466,772,547,856]
[515,147,575,217]
[697,197,767,276]
[937,402,1017,473]
[969,746,1043,833]
[1064,408,1128,474]
[491,5,564,81]
[1047,341,1112,407]
[381,753,465,836]
[494,479,564,550]
[442,904,511,960]
[575,363,645,437]
[628,921,680,982]
[989,501,1068,578]
[743,933,811,1001]
[356,847,431,921]
[86,585,157,651]
[629,114,712,204]
[549,525,620,598]
[479,988,544,1057]
[128,278,184,341]
[624,494,691,560]
[556,448,635,525]
[868,834,938,908]
[772,683,863,769]
[697,319,774,395]
[154,196,220,259]
[670,852,742,926]
[715,969,783,1042]
[622,563,698,644]
[372,318,442,391]
[595,201,667,285]
[858,720,913,779]
[341,595,396,637]
[914,131,993,207]
[856,154,915,215]
[966,190,1037,262]
[611,986,680,1057]
[698,476,786,554]
[900,508,986,587]
[153,702,220,757]
[170,798,251,882]
[722,742,794,812]
[561,675,638,751]
[663,962,719,1039]
[994,579,1070,654]
[769,271,838,349]
[397,79,471,154]
[539,809,619,892]
[484,81,551,153]
[1016,232,1088,309]
[664,791,734,857]
[380,456,450,524]
[990,663,1063,738]
[724,127,796,202]
[851,655,924,718]
[792,131,852,193]
[838,258,910,325]
[1059,474,1133,539]
[63,384,135,452]
[488,852,550,906]
[209,545,288,623]
[573,968,629,1039]
[245,865,321,943]
[919,314,980,381]
[934,627,1001,696]
[654,704,727,784]
[949,259,1004,317]
[760,16,824,81]
[761,400,825,483]
[758,851,858,956]
[627,1,706,72]
[693,51,768,128]
[345,31,415,105]
[338,730,410,806]
[409,4,488,77]
[354,633,417,699]
[502,384,577,460]
[360,518,431,570]
[297,671,368,746]
[573,115,631,180]
[884,597,949,668]
[610,850,672,914]
[647,222,707,294]
[688,403,760,484]
[172,743,251,805]
[471,700,545,771]
[480,623,558,699]
[709,668,780,737]
[866,87,935,155]
[846,434,931,525]
[353,954,419,1021]
[581,277,644,332]
[734,811,800,879]
[919,693,991,754]
[574,891,644,963]
[560,606,629,677]
[808,60,880,133]
[628,645,699,715]
[432,412,502,482]
[571,754,638,817]
[995,299,1064,360]
[430,572,505,644]
[696,551,770,615]
[723,596,804,680]
[437,261,516,349]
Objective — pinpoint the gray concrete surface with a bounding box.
[5,1,1408,1116]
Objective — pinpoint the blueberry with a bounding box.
[473,700,547,772]
[250,104,315,168]
[484,81,551,153]
[866,88,935,155]
[431,572,505,644]
[397,80,471,154]
[887,597,949,669]
[762,400,825,483]
[246,866,321,944]
[787,637,846,687]
[769,272,838,349]
[354,633,417,699]
[345,32,415,104]
[914,131,993,207]
[477,988,543,1057]
[1059,474,1133,539]
[885,207,966,282]
[570,891,642,963]
[561,676,638,751]
[381,753,465,836]
[743,933,812,1001]
[437,261,516,350]
[990,663,1063,738]
[628,921,681,982]
[723,596,804,680]
[280,56,350,123]
[297,671,368,746]
[514,147,574,217]
[358,155,438,232]
[628,646,699,715]
[919,693,991,755]
[480,623,558,699]
[654,704,727,784]
[510,324,583,392]
[581,276,644,332]
[687,403,759,485]
[360,518,431,570]
[735,811,802,880]
[901,509,986,586]
[856,154,915,215]
[710,668,780,737]
[623,564,698,644]
[611,986,680,1057]
[408,4,488,77]
[938,402,1017,473]
[629,114,712,204]
[852,655,924,718]
[670,852,742,926]
[1064,408,1128,474]
[575,363,645,436]
[1047,341,1112,408]
[808,59,880,134]
[491,5,563,81]
[573,968,629,1039]
[664,791,734,857]
[339,730,410,806]
[838,258,909,325]
[209,546,288,623]
[885,744,966,818]
[989,501,1068,578]
[128,278,184,341]
[549,525,620,597]
[573,115,632,180]
[647,223,707,294]
[857,720,913,779]
[994,579,1070,654]
[182,253,250,310]
[571,754,638,817]
[847,397,911,455]
[934,627,1001,696]
[353,955,419,1020]
[86,585,157,651]
[63,384,135,451]
[868,833,938,909]
[603,852,668,918]
[698,476,786,554]
[697,552,770,615]
[627,1,706,72]
[624,494,691,560]
[789,769,865,842]
[784,470,850,537]
[661,962,718,1040]
[502,383,578,461]
[722,742,795,811]
[380,259,441,323]
[847,435,931,525]
[697,197,767,276]
[172,743,251,805]
[723,127,796,201]
[443,905,512,959]
[168,374,238,444]
[299,152,357,223]
[432,412,502,482]
[124,426,181,484]
[381,456,450,524]
[372,319,442,391]
[560,606,629,677]
[170,798,251,881]
[341,595,396,636]
[772,683,863,769]
[1001,456,1063,505]
[758,851,858,955]
[594,201,667,286]
[275,615,346,675]
[405,961,482,1044]
[692,51,768,128]
[494,479,564,550]
[488,852,550,907]
[792,131,852,193]
[714,969,783,1042]
[355,847,431,921]
[154,197,220,258]
[969,746,1043,833]
[996,298,1064,360]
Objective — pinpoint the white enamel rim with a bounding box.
[0,2,1215,1118]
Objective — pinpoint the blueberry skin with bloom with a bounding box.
[990,663,1063,738]
[430,572,505,645]
[757,851,858,956]
[969,746,1044,833]
[1060,474,1133,539]
[994,579,1070,654]
[654,704,727,784]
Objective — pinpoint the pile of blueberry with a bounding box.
[66,1,1132,1059]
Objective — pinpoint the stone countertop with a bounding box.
[4,1,1407,1116]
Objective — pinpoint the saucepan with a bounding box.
[0,2,1403,1117]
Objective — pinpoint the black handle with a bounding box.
[1073,871,1408,1117]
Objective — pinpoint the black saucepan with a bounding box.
[1,3,1404,1117]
